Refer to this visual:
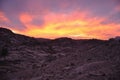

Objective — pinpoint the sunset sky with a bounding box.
[0,0,120,39]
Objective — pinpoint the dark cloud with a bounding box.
[1,0,119,15]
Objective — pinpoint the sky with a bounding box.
[0,0,120,39]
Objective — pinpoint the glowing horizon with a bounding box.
[0,0,120,40]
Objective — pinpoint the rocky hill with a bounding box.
[0,27,120,80]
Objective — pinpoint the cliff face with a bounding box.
[0,28,120,80]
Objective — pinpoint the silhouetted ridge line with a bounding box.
[0,27,13,34]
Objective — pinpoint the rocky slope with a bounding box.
[0,27,120,80]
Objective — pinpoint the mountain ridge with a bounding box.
[0,27,105,41]
[0,27,120,80]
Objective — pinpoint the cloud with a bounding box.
[0,11,9,22]
[0,0,120,39]
[20,13,32,24]
[14,10,120,39]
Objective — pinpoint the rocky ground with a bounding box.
[0,28,120,80]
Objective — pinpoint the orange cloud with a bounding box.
[20,13,33,24]
[0,12,9,22]
[11,11,120,40]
